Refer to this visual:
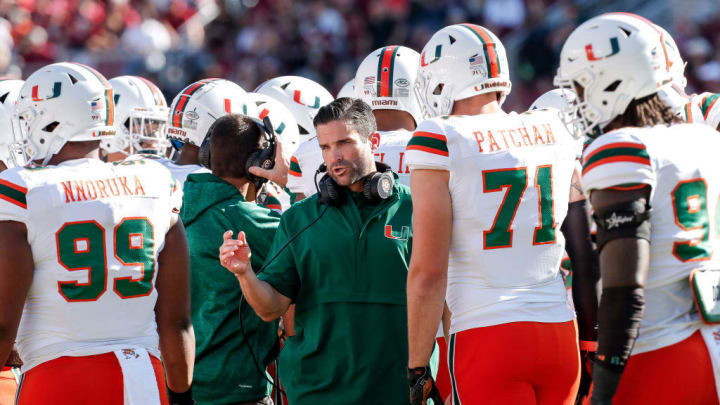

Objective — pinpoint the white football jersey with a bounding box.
[257,182,291,214]
[583,123,720,354]
[126,153,208,187]
[158,161,208,186]
[373,129,412,186]
[0,158,181,371]
[683,92,720,129]
[287,137,323,197]
[406,110,579,334]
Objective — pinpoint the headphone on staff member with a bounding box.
[315,161,395,207]
[199,116,277,189]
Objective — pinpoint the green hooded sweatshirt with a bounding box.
[181,173,280,405]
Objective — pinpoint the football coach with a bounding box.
[219,98,414,404]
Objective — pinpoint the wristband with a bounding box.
[168,386,194,405]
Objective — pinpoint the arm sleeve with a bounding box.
[405,119,451,171]
[581,130,655,192]
[0,169,30,223]
[257,217,300,301]
[286,154,304,194]
[561,199,599,342]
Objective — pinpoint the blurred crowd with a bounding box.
[1,0,720,112]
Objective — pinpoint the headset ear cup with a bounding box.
[318,174,342,206]
[363,171,394,202]
[377,171,395,199]
[363,172,381,201]
[245,121,276,186]
[245,150,261,181]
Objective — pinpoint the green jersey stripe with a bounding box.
[583,146,649,169]
[0,183,27,208]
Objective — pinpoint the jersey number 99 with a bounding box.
[671,178,714,262]
[56,217,155,302]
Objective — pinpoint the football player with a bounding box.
[0,79,25,171]
[353,45,424,186]
[0,77,25,405]
[255,76,334,200]
[166,78,255,186]
[0,78,27,405]
[102,75,170,162]
[0,62,194,405]
[405,23,594,404]
[556,13,720,404]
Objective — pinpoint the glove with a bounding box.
[576,340,597,405]
[168,386,195,405]
[408,366,444,405]
[590,362,623,405]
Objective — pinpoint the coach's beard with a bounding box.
[328,158,374,187]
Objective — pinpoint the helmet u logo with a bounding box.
[585,37,620,61]
[293,91,320,108]
[31,82,62,101]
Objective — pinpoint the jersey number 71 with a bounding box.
[482,165,556,249]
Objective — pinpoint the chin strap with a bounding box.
[41,137,69,166]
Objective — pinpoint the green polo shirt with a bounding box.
[259,178,413,405]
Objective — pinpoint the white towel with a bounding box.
[700,325,720,402]
[114,348,162,405]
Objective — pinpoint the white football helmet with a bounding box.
[530,88,577,111]
[530,88,581,139]
[14,62,116,163]
[246,92,301,156]
[337,79,355,98]
[354,45,423,125]
[254,76,334,142]
[554,13,671,138]
[167,79,254,147]
[416,23,511,118]
[0,79,25,167]
[104,75,169,156]
[654,24,689,116]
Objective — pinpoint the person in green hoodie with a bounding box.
[180,114,280,405]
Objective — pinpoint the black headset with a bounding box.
[199,116,276,190]
[315,162,395,206]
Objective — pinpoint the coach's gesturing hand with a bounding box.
[219,230,252,276]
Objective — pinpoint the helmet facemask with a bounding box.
[127,107,169,155]
[414,69,454,119]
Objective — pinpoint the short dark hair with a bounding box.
[209,114,262,179]
[608,93,683,130]
[313,97,376,139]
